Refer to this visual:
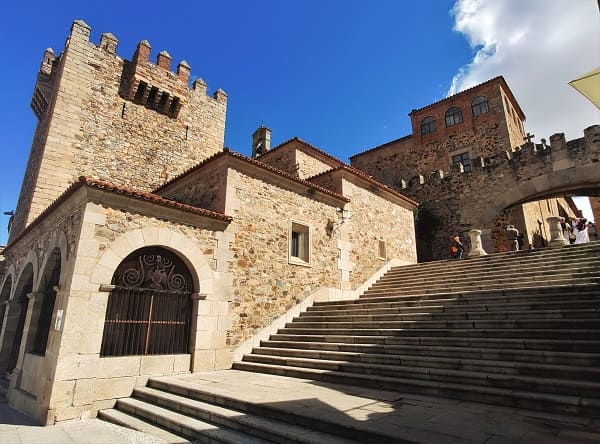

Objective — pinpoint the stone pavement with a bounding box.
[3,369,600,443]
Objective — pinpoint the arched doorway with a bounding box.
[100,247,194,357]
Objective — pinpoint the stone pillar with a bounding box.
[467,229,488,257]
[547,216,569,247]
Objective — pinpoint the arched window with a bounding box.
[445,106,463,127]
[420,116,437,135]
[471,96,489,117]
[100,247,194,357]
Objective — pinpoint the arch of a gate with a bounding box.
[100,246,194,357]
[480,164,600,228]
[2,263,34,373]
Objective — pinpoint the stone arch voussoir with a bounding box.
[481,165,600,227]
[90,227,213,294]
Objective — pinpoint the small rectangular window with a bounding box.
[452,152,471,173]
[378,240,387,260]
[290,222,310,265]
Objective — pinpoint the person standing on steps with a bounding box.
[574,218,589,244]
[450,236,465,259]
[505,225,519,251]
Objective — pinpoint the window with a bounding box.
[421,116,437,135]
[290,222,310,264]
[452,152,471,172]
[445,107,463,127]
[378,240,387,260]
[471,96,489,117]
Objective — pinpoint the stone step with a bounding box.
[259,340,600,366]
[285,318,600,330]
[268,333,600,353]
[146,377,394,444]
[278,327,600,340]
[232,361,600,416]
[361,276,600,296]
[384,243,600,275]
[240,354,600,397]
[113,397,272,444]
[298,308,600,322]
[251,347,600,380]
[377,263,600,285]
[98,408,190,443]
[130,386,358,444]
[314,287,600,309]
[307,298,600,317]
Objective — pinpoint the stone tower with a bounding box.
[10,20,228,240]
[251,125,271,158]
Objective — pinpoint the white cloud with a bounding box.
[449,0,600,141]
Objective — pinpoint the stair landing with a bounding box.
[130,370,600,444]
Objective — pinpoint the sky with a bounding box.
[1,0,598,245]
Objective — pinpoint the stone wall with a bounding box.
[396,127,600,260]
[341,177,417,287]
[225,169,341,348]
[10,20,227,240]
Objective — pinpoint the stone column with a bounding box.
[467,229,488,257]
[547,216,569,247]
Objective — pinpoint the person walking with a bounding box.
[574,218,589,244]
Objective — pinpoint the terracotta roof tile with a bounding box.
[261,137,345,165]
[308,165,418,207]
[349,134,413,159]
[155,149,349,202]
[4,177,231,253]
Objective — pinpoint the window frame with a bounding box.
[420,116,437,135]
[471,96,489,117]
[289,221,311,266]
[378,240,387,260]
[452,151,472,173]
[445,106,464,127]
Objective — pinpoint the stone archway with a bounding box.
[100,246,194,357]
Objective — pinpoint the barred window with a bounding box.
[452,152,471,173]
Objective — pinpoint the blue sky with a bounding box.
[1,0,598,245]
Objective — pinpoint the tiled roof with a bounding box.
[262,137,346,166]
[349,134,413,160]
[409,76,525,119]
[155,149,349,202]
[4,177,231,253]
[308,165,418,208]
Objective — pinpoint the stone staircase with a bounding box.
[234,242,600,417]
[100,242,600,442]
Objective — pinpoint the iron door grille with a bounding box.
[100,247,193,357]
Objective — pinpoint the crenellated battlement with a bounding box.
[31,20,227,121]
[13,19,229,240]
[401,125,599,190]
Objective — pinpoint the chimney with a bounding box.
[252,125,271,158]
